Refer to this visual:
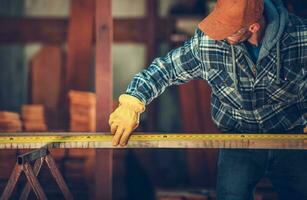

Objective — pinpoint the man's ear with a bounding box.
[249,23,260,34]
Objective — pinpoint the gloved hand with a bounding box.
[109,94,145,146]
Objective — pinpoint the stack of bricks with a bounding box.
[68,90,96,132]
[0,111,22,132]
[22,104,47,131]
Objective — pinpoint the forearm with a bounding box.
[126,60,172,104]
[126,28,205,104]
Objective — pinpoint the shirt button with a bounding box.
[252,65,257,76]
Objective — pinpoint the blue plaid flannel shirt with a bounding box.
[126,14,307,133]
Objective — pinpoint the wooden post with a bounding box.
[179,81,218,187]
[95,0,113,200]
[196,81,219,187]
[66,0,95,91]
[145,0,158,131]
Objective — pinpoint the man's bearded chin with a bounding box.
[226,36,250,45]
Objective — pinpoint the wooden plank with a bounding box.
[114,18,146,43]
[115,18,171,43]
[30,45,65,130]
[65,2,96,199]
[196,81,219,187]
[0,18,68,44]
[178,81,202,131]
[66,0,95,91]
[0,150,17,179]
[0,18,171,44]
[196,81,219,133]
[178,81,209,187]
[95,0,113,199]
[146,0,158,63]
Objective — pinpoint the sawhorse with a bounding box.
[0,146,73,200]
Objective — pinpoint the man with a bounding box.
[109,0,307,199]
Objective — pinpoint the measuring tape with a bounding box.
[0,133,306,143]
[0,133,306,149]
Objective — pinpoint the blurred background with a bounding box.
[0,0,306,199]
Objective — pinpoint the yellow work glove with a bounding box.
[109,94,145,146]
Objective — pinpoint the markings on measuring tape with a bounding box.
[0,133,306,144]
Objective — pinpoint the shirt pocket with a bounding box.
[265,77,300,104]
[207,69,243,109]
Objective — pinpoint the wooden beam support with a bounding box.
[95,0,113,199]
[114,18,146,43]
[146,0,158,62]
[178,81,219,187]
[0,18,68,44]
[0,17,172,44]
[145,0,159,131]
[66,0,95,91]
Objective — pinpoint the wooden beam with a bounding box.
[146,0,158,62]
[178,81,202,132]
[145,0,159,131]
[194,81,219,187]
[115,18,172,43]
[0,18,68,44]
[95,0,113,199]
[196,81,219,132]
[114,18,146,43]
[178,81,206,186]
[0,18,172,44]
[66,0,95,91]
[65,2,96,198]
[178,81,219,187]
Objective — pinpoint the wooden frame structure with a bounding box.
[95,0,113,199]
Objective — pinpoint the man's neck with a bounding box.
[248,17,266,46]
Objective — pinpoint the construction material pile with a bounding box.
[0,111,22,132]
[22,104,47,131]
[69,90,96,132]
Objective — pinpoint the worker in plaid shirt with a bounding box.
[109,0,307,199]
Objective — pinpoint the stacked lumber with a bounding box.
[68,90,96,132]
[156,189,265,200]
[0,111,22,132]
[22,105,47,131]
[156,189,211,200]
